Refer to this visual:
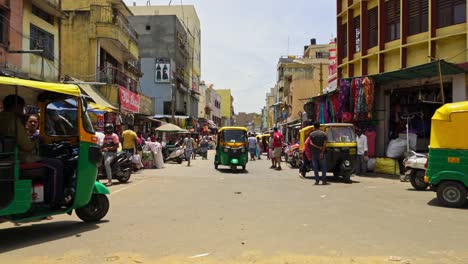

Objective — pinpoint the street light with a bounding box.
[293,59,324,95]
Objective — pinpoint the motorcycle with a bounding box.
[165,147,185,164]
[401,151,428,190]
[287,143,300,168]
[99,151,133,183]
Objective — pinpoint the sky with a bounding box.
[125,0,337,114]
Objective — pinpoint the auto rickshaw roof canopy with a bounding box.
[218,127,248,133]
[300,123,354,133]
[432,101,468,121]
[0,76,81,97]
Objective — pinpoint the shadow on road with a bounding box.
[0,221,102,253]
[405,188,430,192]
[427,198,468,210]
[217,168,249,174]
[301,176,360,184]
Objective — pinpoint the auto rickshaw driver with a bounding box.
[0,94,65,207]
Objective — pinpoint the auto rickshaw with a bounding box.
[425,101,468,207]
[299,123,357,182]
[214,127,248,172]
[0,77,109,224]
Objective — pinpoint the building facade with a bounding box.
[216,89,234,127]
[61,0,141,110]
[0,0,61,81]
[206,84,222,127]
[129,5,201,118]
[337,0,468,156]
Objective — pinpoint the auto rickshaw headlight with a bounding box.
[344,160,351,167]
[241,148,246,153]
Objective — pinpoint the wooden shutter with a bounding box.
[368,7,378,48]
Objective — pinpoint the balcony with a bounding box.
[98,66,139,93]
[92,5,139,60]
[32,0,61,16]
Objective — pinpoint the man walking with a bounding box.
[309,122,328,185]
[356,128,368,176]
[182,133,195,166]
[272,127,283,170]
[300,137,312,178]
[122,125,138,155]
[248,132,257,161]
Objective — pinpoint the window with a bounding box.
[32,5,54,25]
[408,0,429,35]
[341,23,348,58]
[315,51,330,58]
[222,130,247,143]
[354,16,361,52]
[145,25,151,30]
[386,0,401,42]
[0,9,6,45]
[30,24,54,60]
[437,0,466,28]
[368,7,378,48]
[45,99,78,136]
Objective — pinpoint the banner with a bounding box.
[328,39,337,92]
[119,86,140,113]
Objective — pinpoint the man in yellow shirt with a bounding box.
[122,125,138,155]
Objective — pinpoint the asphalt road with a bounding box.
[1,151,468,264]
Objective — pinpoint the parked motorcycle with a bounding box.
[401,151,428,190]
[99,151,133,183]
[287,143,301,168]
[165,147,185,164]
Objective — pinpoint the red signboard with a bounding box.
[119,86,140,113]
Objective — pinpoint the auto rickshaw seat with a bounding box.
[19,163,49,180]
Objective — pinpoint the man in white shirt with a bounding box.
[356,128,368,176]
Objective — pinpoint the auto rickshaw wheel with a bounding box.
[231,165,237,173]
[242,165,246,171]
[342,172,352,184]
[118,170,131,183]
[76,194,110,222]
[410,170,429,191]
[437,181,467,208]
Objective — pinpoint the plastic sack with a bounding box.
[367,158,376,172]
[374,158,399,175]
[132,154,144,169]
[386,138,407,158]
[398,133,417,151]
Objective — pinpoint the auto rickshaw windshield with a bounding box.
[326,127,356,143]
[223,130,247,143]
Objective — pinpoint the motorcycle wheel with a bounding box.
[177,157,183,164]
[410,170,429,191]
[342,171,352,184]
[76,194,109,222]
[118,170,131,183]
[293,152,301,168]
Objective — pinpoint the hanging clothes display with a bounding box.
[362,77,375,119]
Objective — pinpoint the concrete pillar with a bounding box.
[452,73,467,102]
[375,85,388,157]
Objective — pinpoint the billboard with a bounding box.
[155,58,171,83]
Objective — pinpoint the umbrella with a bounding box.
[155,123,185,132]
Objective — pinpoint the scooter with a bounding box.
[287,143,300,168]
[165,147,184,164]
[401,151,428,190]
[99,151,133,183]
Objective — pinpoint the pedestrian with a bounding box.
[122,125,138,155]
[356,128,368,176]
[268,134,273,163]
[192,135,199,160]
[247,132,257,161]
[182,133,195,166]
[300,137,313,178]
[308,122,328,185]
[256,135,262,160]
[199,136,209,159]
[271,127,283,170]
[102,123,119,186]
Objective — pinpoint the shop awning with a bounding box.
[78,83,118,111]
[368,60,466,84]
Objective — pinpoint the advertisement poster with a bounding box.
[119,86,140,113]
[155,58,171,83]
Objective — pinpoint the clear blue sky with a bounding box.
[125,0,336,113]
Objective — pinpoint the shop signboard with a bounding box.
[119,86,140,113]
[139,94,155,116]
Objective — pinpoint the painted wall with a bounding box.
[22,0,60,81]
[0,0,23,74]
[216,89,232,120]
[140,58,171,115]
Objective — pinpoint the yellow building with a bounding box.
[61,0,140,107]
[216,89,233,126]
[21,0,62,81]
[337,0,468,155]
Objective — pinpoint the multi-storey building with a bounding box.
[206,84,222,127]
[0,0,62,81]
[129,5,201,118]
[61,0,141,111]
[216,89,234,127]
[337,0,468,155]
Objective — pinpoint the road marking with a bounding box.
[110,179,146,196]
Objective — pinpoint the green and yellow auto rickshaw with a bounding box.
[425,101,468,207]
[0,77,109,224]
[214,127,248,172]
[299,123,357,183]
